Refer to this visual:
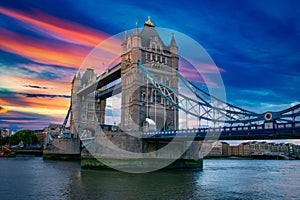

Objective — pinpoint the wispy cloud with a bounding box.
[0,28,90,68]
[19,93,70,99]
[0,7,108,48]
[24,85,48,89]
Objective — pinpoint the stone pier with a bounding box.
[43,138,80,160]
[81,130,202,171]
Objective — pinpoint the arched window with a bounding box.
[156,95,161,104]
[166,80,169,86]
[141,92,146,101]
[157,45,161,52]
[152,90,156,103]
[152,54,156,61]
[151,43,156,51]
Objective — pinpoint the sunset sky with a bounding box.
[0,0,300,130]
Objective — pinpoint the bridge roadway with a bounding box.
[142,121,300,140]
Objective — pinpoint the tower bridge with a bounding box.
[44,17,300,170]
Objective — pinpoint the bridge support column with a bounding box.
[96,86,106,124]
[97,99,106,124]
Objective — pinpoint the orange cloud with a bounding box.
[0,7,108,47]
[0,28,91,68]
[0,99,12,106]
[24,97,70,110]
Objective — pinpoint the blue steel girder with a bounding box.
[137,61,300,125]
[270,104,300,122]
[177,72,300,124]
[138,62,235,123]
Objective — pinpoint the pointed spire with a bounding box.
[170,33,177,47]
[132,21,141,48]
[144,16,155,27]
[169,33,178,55]
[124,30,128,40]
[76,72,81,79]
[133,21,139,36]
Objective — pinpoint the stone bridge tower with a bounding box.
[70,68,105,138]
[121,17,179,132]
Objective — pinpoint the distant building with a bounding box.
[287,143,300,158]
[34,129,46,145]
[221,142,230,156]
[236,142,251,157]
[0,128,14,137]
[231,146,239,156]
[199,141,226,157]
[199,141,300,158]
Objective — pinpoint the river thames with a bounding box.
[0,157,300,199]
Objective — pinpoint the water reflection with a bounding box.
[70,169,200,199]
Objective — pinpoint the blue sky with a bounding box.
[0,0,299,130]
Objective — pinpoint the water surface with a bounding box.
[1,157,299,199]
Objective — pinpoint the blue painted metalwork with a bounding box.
[137,61,300,125]
[142,121,300,140]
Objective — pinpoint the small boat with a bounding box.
[0,146,16,157]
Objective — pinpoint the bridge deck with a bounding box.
[142,122,300,141]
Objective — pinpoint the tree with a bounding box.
[10,130,38,145]
[0,136,10,146]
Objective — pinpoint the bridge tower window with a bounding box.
[156,95,161,104]
[157,45,162,52]
[152,89,156,103]
[151,43,156,51]
[141,92,146,101]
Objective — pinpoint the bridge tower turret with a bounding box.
[70,73,81,138]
